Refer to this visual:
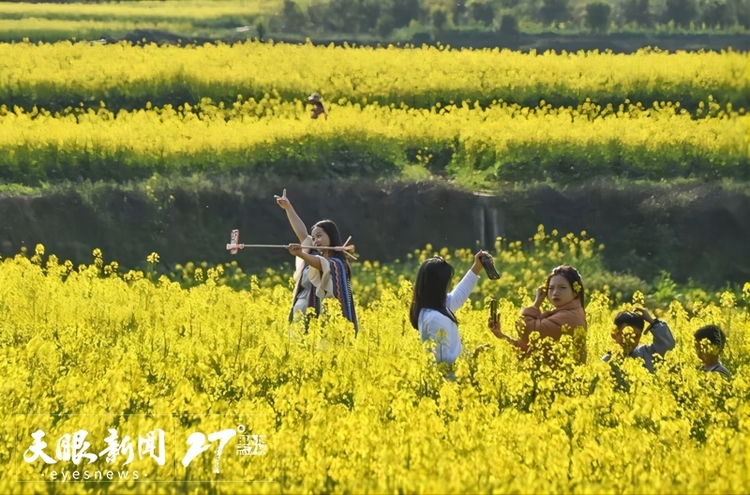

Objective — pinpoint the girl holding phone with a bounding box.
[488,264,587,363]
[410,251,490,368]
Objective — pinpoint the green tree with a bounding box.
[281,0,307,33]
[623,0,652,27]
[471,2,496,27]
[499,14,520,34]
[377,14,397,36]
[539,0,571,24]
[453,0,468,25]
[664,0,698,27]
[392,0,424,28]
[432,9,448,31]
[585,2,611,32]
[700,0,733,28]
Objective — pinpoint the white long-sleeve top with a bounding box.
[418,270,480,365]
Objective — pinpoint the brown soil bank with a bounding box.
[0,179,748,288]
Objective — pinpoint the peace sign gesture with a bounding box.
[274,189,291,210]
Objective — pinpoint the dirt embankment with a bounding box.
[113,29,750,54]
[1,179,748,288]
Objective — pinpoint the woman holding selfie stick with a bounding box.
[275,189,358,334]
[488,264,587,364]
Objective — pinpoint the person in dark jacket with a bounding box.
[602,308,676,373]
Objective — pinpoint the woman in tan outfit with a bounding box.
[488,265,587,364]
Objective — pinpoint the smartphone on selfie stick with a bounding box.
[489,297,498,325]
[481,253,500,280]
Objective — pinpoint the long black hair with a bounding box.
[409,257,457,330]
[312,219,351,278]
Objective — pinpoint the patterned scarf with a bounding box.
[288,257,358,335]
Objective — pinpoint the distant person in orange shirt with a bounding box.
[307,92,328,120]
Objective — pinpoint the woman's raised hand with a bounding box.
[274,189,291,210]
[534,285,547,308]
[633,307,654,324]
[471,250,490,275]
[488,317,504,339]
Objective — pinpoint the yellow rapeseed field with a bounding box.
[0,0,278,43]
[1,36,749,495]
[0,41,746,110]
[0,0,274,22]
[1,241,749,494]
[0,98,744,183]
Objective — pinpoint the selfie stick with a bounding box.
[226,229,358,260]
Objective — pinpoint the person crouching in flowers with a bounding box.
[488,265,587,364]
[410,251,490,373]
[694,324,731,379]
[274,189,358,334]
[602,308,675,373]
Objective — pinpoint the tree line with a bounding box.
[266,0,749,37]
